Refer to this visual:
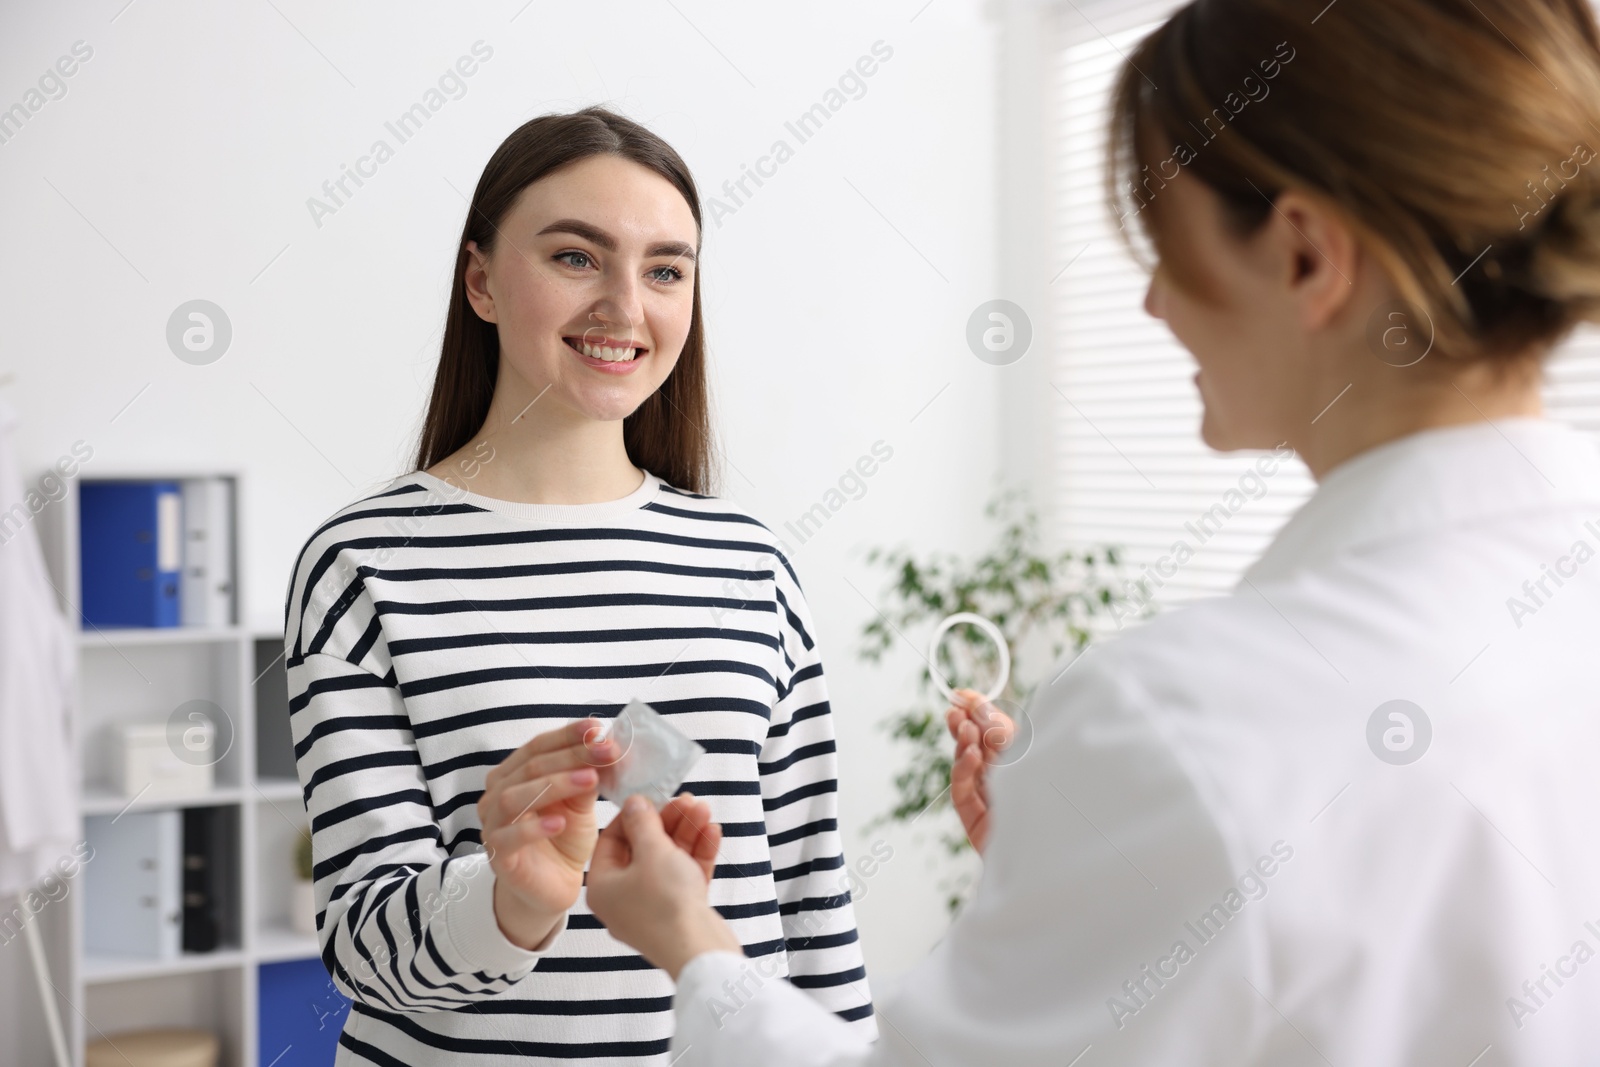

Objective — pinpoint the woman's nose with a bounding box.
[589,271,645,338]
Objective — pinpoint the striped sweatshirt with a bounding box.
[283,468,876,1066]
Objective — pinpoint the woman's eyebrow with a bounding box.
[536,219,697,262]
[649,241,697,262]
[537,218,616,249]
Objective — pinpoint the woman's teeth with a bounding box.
[574,339,638,362]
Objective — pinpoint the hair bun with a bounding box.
[1524,172,1600,314]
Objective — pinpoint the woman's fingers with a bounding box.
[510,732,620,785]
[945,690,983,741]
[979,709,1016,757]
[949,696,1016,763]
[667,802,699,853]
[691,820,722,875]
[948,690,1008,746]
[592,809,632,870]
[951,742,985,812]
[947,690,1011,854]
[487,767,600,830]
[617,794,674,862]
[667,795,711,846]
[950,741,991,853]
[563,781,600,817]
[946,706,967,745]
[486,718,608,789]
[484,729,619,818]
[483,810,569,865]
[956,719,983,769]
[661,794,720,881]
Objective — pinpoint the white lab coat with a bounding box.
[672,417,1600,1066]
[0,401,78,898]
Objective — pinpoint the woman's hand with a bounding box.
[587,792,743,979]
[478,718,619,949]
[945,688,1016,855]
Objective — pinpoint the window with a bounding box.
[1049,0,1600,612]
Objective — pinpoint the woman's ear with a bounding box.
[1272,189,1361,333]
[463,240,498,323]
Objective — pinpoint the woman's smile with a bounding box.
[564,334,647,374]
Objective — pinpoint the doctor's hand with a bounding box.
[587,793,743,979]
[946,688,1016,855]
[479,718,619,950]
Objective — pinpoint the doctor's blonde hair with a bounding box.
[1108,0,1600,363]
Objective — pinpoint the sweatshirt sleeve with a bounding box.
[284,534,566,1013]
[758,555,878,1036]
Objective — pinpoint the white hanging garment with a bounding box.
[0,399,79,897]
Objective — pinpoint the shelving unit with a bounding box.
[31,470,321,1067]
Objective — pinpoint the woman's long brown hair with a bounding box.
[414,107,714,494]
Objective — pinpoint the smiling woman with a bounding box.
[283,108,876,1066]
[417,110,712,497]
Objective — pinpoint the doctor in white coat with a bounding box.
[585,0,1600,1062]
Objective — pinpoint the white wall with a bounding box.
[0,0,1007,1050]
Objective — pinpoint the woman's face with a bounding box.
[464,154,699,424]
[1141,166,1324,452]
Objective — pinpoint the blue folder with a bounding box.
[259,958,349,1066]
[79,480,182,628]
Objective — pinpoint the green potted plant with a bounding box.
[291,832,317,936]
[856,487,1143,912]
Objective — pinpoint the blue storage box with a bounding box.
[258,958,349,1066]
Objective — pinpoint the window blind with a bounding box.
[1049,1,1600,613]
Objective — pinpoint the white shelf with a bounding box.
[81,785,246,817]
[77,625,244,647]
[11,468,317,1067]
[83,948,248,985]
[255,925,320,964]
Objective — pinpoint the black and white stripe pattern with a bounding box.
[283,470,875,1065]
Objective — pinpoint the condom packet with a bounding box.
[592,698,705,809]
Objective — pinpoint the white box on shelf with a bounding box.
[112,720,214,799]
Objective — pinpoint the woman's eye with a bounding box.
[648,265,684,283]
[555,250,593,269]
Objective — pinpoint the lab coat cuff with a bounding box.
[438,853,566,977]
[677,949,748,1000]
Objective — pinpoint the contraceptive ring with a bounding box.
[926,612,1011,704]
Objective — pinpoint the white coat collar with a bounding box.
[1242,417,1600,585]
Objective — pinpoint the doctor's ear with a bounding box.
[463,240,498,323]
[1268,189,1361,333]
